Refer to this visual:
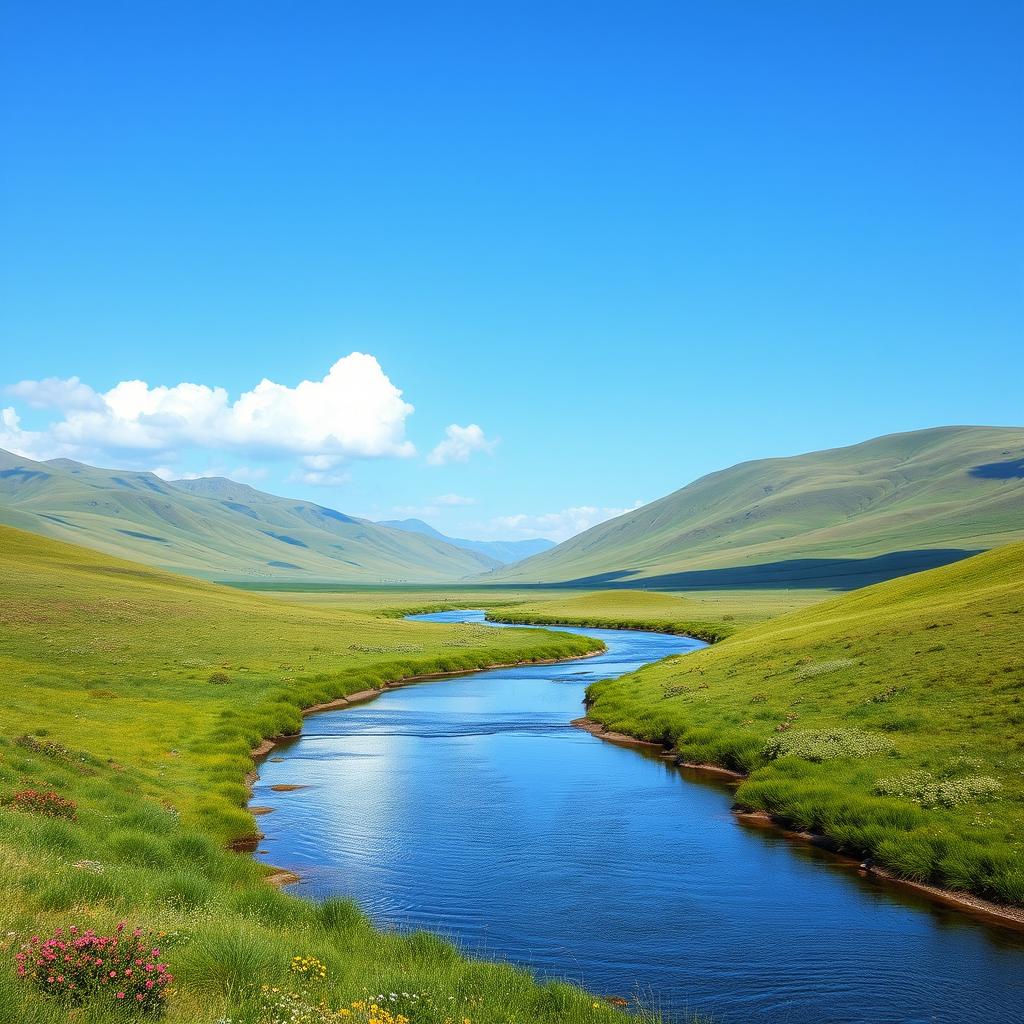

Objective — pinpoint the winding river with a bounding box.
[252,611,1024,1023]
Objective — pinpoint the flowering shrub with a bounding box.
[764,728,893,762]
[14,733,73,759]
[250,989,411,1024]
[13,733,96,773]
[14,923,173,1012]
[875,770,1002,808]
[338,999,411,1023]
[219,986,481,1024]
[290,955,327,981]
[9,788,77,819]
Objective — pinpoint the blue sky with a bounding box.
[2,2,1021,542]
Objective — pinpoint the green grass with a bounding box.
[479,589,828,641]
[0,525,683,1024]
[583,542,1024,905]
[240,585,824,643]
[492,425,1024,586]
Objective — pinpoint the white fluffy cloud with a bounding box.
[488,502,644,543]
[427,423,497,466]
[7,376,104,411]
[1,354,416,467]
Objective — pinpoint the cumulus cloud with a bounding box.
[0,407,74,462]
[488,502,645,543]
[7,376,104,411]
[427,423,497,466]
[1,354,416,468]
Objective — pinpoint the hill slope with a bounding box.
[491,425,1024,588]
[585,541,1024,905]
[0,524,608,1023]
[379,516,554,564]
[0,450,498,582]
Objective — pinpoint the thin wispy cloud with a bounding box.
[487,502,645,543]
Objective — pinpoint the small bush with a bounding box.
[9,789,77,819]
[14,922,173,1012]
[208,671,231,685]
[14,734,73,760]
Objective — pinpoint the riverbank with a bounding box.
[576,716,1024,930]
[0,526,656,1024]
[251,608,1024,1023]
[580,544,1024,914]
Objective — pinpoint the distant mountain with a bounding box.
[491,426,1024,589]
[379,517,554,565]
[0,450,500,582]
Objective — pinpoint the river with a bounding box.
[252,610,1024,1023]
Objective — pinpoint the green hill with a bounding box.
[584,541,1024,905]
[0,449,500,583]
[491,425,1024,589]
[0,525,614,1023]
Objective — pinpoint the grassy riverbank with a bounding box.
[0,525,675,1024]
[584,543,1024,907]
[246,586,825,640]
[479,589,828,641]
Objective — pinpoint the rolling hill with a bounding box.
[489,426,1024,589]
[0,450,500,582]
[0,523,606,1023]
[379,516,554,564]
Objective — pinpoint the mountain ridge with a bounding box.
[0,450,498,582]
[378,517,554,565]
[488,425,1024,588]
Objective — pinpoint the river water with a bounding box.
[252,611,1024,1023]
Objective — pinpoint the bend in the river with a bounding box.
[251,611,1024,1024]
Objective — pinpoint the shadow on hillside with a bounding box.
[969,458,1024,479]
[547,548,981,591]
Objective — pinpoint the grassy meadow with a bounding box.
[2,518,1021,1022]
[478,589,827,641]
[0,525,685,1024]
[239,585,825,643]
[583,543,1024,906]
